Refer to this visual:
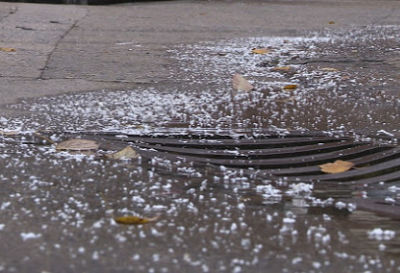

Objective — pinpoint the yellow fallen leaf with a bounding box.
[56,139,99,151]
[232,73,254,92]
[0,47,16,52]
[114,215,159,225]
[251,48,270,54]
[319,160,354,174]
[283,84,298,90]
[321,67,339,72]
[106,146,138,160]
[272,66,292,72]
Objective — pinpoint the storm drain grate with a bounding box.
[106,131,400,186]
[5,129,399,186]
[3,129,400,218]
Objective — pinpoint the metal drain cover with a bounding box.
[99,130,400,187]
[2,129,399,218]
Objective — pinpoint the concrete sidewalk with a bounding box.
[1,0,400,105]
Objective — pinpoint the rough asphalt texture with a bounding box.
[0,0,400,105]
[1,1,400,273]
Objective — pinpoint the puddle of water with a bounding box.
[0,141,399,272]
[1,26,400,272]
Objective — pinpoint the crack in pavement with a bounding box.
[0,6,18,23]
[39,7,89,80]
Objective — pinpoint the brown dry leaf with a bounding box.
[0,47,16,52]
[319,160,354,174]
[321,67,339,72]
[272,66,292,72]
[0,130,19,136]
[106,146,138,160]
[56,139,99,151]
[232,74,254,92]
[114,215,159,225]
[328,21,335,25]
[283,84,298,90]
[251,48,270,54]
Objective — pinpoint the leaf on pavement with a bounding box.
[0,47,16,52]
[272,66,292,72]
[321,67,339,72]
[283,84,298,90]
[319,160,354,174]
[114,215,159,225]
[251,48,270,54]
[0,130,19,136]
[56,139,99,151]
[232,74,253,92]
[106,146,138,160]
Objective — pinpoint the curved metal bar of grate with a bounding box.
[109,130,400,186]
[3,129,399,218]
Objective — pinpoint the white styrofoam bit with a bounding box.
[20,232,42,241]
[368,228,396,241]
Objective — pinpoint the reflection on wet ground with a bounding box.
[0,138,399,272]
[0,26,400,272]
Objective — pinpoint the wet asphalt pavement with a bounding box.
[1,2,400,273]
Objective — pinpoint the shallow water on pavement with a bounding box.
[0,26,400,272]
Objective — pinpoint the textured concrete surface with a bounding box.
[1,2,400,273]
[1,0,400,104]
